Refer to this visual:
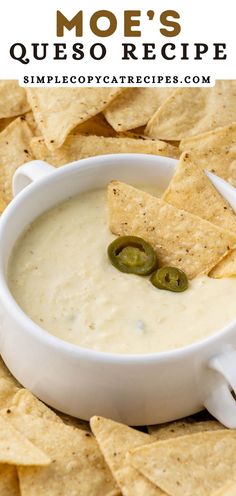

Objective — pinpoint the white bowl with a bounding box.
[0,154,236,427]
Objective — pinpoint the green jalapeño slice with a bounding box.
[150,266,188,292]
[108,236,157,275]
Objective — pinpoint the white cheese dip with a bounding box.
[7,189,236,354]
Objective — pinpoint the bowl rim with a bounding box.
[0,152,235,364]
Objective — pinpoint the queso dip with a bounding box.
[7,189,236,354]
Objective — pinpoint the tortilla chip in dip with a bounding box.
[129,430,236,496]
[180,123,236,188]
[90,416,166,496]
[163,152,236,232]
[0,118,34,211]
[0,81,29,119]
[108,181,236,279]
[0,465,20,496]
[104,88,174,132]
[210,250,236,278]
[1,409,119,496]
[145,81,236,140]
[30,134,179,167]
[148,418,223,440]
[162,150,236,279]
[26,87,123,150]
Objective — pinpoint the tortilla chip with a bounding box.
[163,152,236,232]
[210,250,236,278]
[74,113,117,137]
[108,181,236,279]
[31,134,179,167]
[11,389,91,432]
[213,482,236,495]
[26,88,123,150]
[176,135,236,278]
[129,430,236,496]
[180,125,236,278]
[148,419,224,440]
[0,465,20,496]
[0,414,50,465]
[90,416,166,496]
[0,81,30,119]
[1,409,119,496]
[0,378,19,409]
[0,118,34,212]
[11,389,62,424]
[104,88,174,132]
[145,81,236,140]
[180,123,236,188]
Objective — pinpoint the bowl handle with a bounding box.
[13,160,56,197]
[203,348,236,427]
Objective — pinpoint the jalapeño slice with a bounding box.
[150,266,188,292]
[108,236,157,275]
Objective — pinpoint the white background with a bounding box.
[0,0,235,86]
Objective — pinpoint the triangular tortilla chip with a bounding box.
[0,465,20,496]
[108,181,236,279]
[11,387,90,430]
[0,415,50,466]
[1,409,119,496]
[163,152,236,232]
[163,151,236,279]
[11,389,62,424]
[104,88,174,132]
[180,124,236,277]
[27,88,122,150]
[30,134,179,167]
[129,430,236,496]
[210,250,236,278]
[11,389,90,431]
[145,81,236,140]
[180,123,236,188]
[0,117,34,212]
[148,418,223,440]
[90,416,166,496]
[0,81,29,119]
